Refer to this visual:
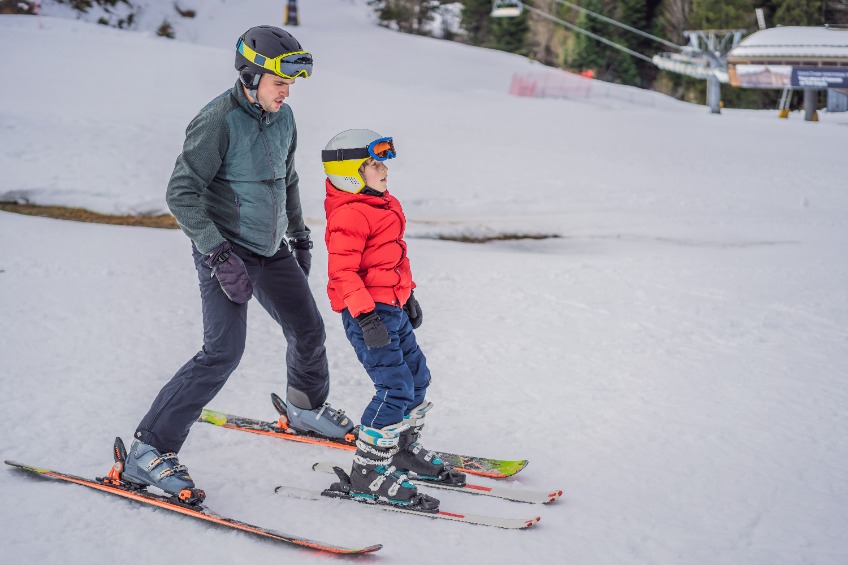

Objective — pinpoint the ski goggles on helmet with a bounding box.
[368,138,396,160]
[237,38,313,79]
[321,137,396,163]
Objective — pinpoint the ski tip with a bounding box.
[515,460,530,471]
[295,541,383,554]
[524,516,541,528]
[547,489,564,503]
[348,543,383,554]
[360,543,384,553]
[354,544,383,554]
[456,459,529,479]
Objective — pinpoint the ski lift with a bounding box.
[491,0,523,18]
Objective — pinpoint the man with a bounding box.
[121,26,353,500]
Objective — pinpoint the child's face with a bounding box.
[361,158,388,193]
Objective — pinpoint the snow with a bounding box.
[2,1,848,563]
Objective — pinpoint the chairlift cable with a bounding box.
[523,5,655,63]
[547,0,682,51]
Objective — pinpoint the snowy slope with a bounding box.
[2,1,848,564]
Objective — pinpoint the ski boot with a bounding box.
[342,423,439,512]
[272,392,355,440]
[392,401,466,486]
[115,438,205,504]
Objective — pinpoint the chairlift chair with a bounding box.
[491,0,523,18]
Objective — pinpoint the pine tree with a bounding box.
[612,0,649,86]
[774,0,824,25]
[566,0,662,86]
[614,49,640,85]
[568,0,611,74]
[829,0,848,25]
[459,0,495,46]
[368,0,441,35]
[689,0,754,30]
[660,0,692,44]
[492,10,531,55]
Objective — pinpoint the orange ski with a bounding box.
[5,455,381,555]
[197,393,528,479]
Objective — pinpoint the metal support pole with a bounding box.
[285,0,299,26]
[707,76,721,114]
[778,88,791,118]
[803,89,818,121]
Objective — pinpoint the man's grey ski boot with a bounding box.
[272,392,355,440]
[392,401,466,486]
[118,438,205,504]
[328,423,439,512]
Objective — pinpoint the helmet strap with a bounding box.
[239,71,262,103]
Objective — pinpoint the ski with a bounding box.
[311,461,562,504]
[196,393,528,479]
[5,446,381,555]
[274,483,540,530]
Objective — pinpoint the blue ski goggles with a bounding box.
[321,137,396,163]
[367,138,396,161]
[237,38,313,79]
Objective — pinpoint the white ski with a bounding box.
[312,461,562,504]
[274,484,541,530]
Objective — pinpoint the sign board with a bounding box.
[729,64,792,88]
[730,64,848,88]
[792,67,848,88]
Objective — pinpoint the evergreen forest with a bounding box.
[368,0,848,108]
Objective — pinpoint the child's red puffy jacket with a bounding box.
[324,179,414,316]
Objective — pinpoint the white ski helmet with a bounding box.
[322,129,396,193]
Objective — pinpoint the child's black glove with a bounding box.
[205,241,253,304]
[356,311,391,349]
[289,237,313,277]
[403,291,423,329]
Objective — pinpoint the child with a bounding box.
[321,129,466,510]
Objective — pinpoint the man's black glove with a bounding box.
[403,291,423,329]
[290,237,313,277]
[356,311,391,349]
[205,241,253,304]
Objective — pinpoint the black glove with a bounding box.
[356,311,391,349]
[403,291,423,329]
[205,241,253,304]
[290,237,313,277]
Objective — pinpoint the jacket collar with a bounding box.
[325,178,391,214]
[230,80,280,123]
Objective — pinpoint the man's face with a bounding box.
[255,74,295,112]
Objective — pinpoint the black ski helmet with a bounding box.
[235,26,309,97]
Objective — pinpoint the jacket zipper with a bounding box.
[258,111,279,251]
[386,195,407,306]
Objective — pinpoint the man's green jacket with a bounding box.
[166,81,310,257]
